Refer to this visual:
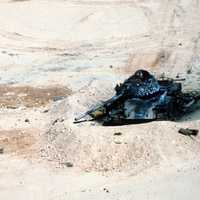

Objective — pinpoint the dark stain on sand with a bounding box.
[11,0,30,2]
[0,85,72,108]
[0,129,37,155]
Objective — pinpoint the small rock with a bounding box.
[7,106,18,109]
[43,109,49,113]
[0,148,4,154]
[103,188,110,193]
[52,118,65,126]
[187,69,192,74]
[103,168,109,172]
[8,53,16,57]
[114,141,122,144]
[53,96,65,102]
[178,128,198,136]
[52,119,59,126]
[60,118,65,122]
[63,162,73,168]
[25,119,30,123]
[114,132,122,136]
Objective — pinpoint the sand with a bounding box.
[0,0,200,199]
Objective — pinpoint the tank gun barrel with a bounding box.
[74,111,92,122]
[74,93,124,122]
[158,77,186,82]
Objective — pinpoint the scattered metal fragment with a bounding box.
[114,132,122,136]
[63,162,73,167]
[43,109,49,113]
[53,96,66,102]
[52,118,65,126]
[114,141,122,144]
[52,119,59,126]
[25,119,30,123]
[103,188,110,193]
[7,106,18,109]
[0,148,4,154]
[178,128,198,136]
[187,68,192,74]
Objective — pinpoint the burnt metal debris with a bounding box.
[178,128,199,137]
[74,69,200,126]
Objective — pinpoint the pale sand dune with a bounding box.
[0,0,200,199]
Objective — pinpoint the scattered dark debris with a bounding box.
[42,67,66,72]
[6,106,18,109]
[109,65,113,68]
[52,119,59,126]
[103,188,110,193]
[159,72,165,79]
[114,141,122,144]
[178,43,182,46]
[43,109,49,113]
[8,53,18,57]
[0,148,4,154]
[7,80,18,85]
[63,162,74,168]
[13,32,23,36]
[178,128,198,137]
[52,118,65,125]
[11,0,30,2]
[176,73,180,78]
[25,119,30,123]
[160,53,165,59]
[19,181,23,185]
[103,168,109,172]
[52,118,65,126]
[114,132,122,136]
[58,53,79,57]
[187,68,192,74]
[53,96,66,102]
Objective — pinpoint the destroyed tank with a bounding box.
[74,69,200,126]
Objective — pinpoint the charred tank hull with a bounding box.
[74,70,200,126]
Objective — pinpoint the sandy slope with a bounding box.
[0,0,200,199]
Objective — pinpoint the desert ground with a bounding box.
[0,0,200,199]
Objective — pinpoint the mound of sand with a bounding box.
[41,84,200,174]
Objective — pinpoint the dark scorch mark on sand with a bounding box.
[0,85,72,108]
